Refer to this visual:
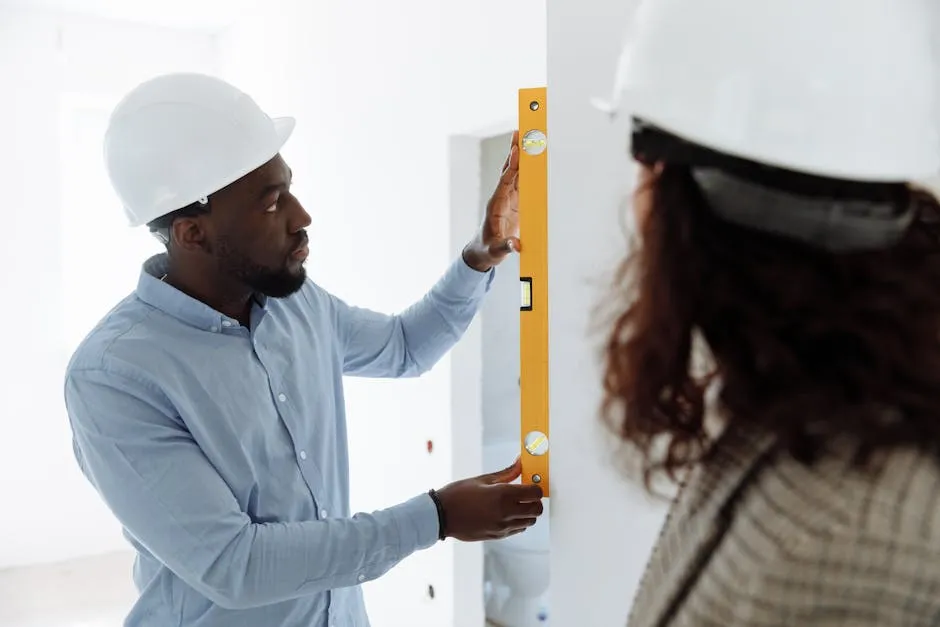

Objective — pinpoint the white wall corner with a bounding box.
[546,0,669,624]
[447,133,486,627]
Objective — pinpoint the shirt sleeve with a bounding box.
[64,364,440,610]
[329,255,494,377]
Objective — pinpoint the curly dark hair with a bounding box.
[600,162,940,492]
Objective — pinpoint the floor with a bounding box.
[0,551,500,627]
[0,551,137,627]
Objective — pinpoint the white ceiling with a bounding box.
[0,0,258,31]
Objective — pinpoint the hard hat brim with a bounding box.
[125,115,296,227]
[207,115,296,196]
[272,116,296,152]
[214,114,296,195]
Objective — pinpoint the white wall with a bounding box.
[0,7,219,568]
[446,130,520,627]
[0,0,255,31]
[546,1,671,625]
[0,551,137,627]
[216,2,545,626]
[479,133,521,446]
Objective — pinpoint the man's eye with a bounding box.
[264,201,278,213]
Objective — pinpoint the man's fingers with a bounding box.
[506,499,544,519]
[510,483,544,503]
[499,144,520,184]
[487,237,521,257]
[485,457,522,484]
[502,129,519,166]
[496,481,544,503]
[498,519,538,538]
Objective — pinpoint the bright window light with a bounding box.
[59,94,162,353]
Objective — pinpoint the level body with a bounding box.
[518,86,550,496]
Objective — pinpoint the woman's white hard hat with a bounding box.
[593,0,940,183]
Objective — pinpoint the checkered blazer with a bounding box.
[626,425,940,627]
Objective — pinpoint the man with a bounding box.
[64,72,543,627]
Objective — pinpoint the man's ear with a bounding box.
[170,216,211,254]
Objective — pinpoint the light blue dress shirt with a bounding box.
[64,253,493,627]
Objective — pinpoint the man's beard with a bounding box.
[215,239,306,298]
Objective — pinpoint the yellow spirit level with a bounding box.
[518,87,549,496]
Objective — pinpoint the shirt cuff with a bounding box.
[436,255,494,301]
[391,493,441,555]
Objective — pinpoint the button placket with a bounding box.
[269,385,318,502]
[264,360,327,524]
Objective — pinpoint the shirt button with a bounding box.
[210,326,219,332]
[278,393,287,402]
[321,508,328,517]
[358,574,366,582]
[222,320,233,327]
[299,450,307,460]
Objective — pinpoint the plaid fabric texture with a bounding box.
[626,426,940,626]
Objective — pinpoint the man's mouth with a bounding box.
[290,236,309,261]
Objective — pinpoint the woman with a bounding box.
[597,1,940,625]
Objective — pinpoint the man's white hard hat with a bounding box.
[593,0,940,183]
[103,72,295,227]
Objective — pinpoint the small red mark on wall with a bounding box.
[427,440,434,453]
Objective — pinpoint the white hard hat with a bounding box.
[594,0,940,183]
[104,72,295,227]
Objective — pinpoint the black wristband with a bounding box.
[428,489,447,540]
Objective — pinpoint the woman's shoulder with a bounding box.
[835,443,940,543]
[630,429,940,625]
[693,430,940,577]
[700,435,940,615]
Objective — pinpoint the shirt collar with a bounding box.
[135,253,268,333]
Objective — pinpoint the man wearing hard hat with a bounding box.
[63,73,543,627]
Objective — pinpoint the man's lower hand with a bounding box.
[434,458,544,541]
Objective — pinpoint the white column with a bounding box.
[546,1,669,625]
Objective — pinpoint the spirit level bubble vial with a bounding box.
[518,86,550,496]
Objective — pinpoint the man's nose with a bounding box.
[290,203,312,232]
